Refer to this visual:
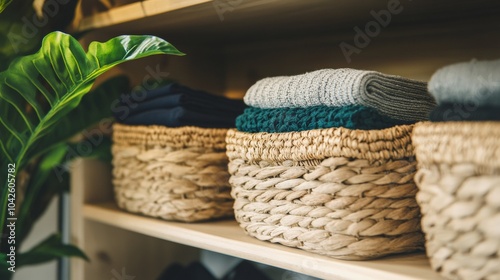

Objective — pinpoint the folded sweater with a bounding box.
[120,107,237,128]
[236,105,411,133]
[244,69,435,121]
[428,59,500,106]
[116,83,245,116]
[114,83,245,127]
[119,93,243,119]
[430,103,500,122]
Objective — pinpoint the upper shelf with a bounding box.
[76,0,211,32]
[73,0,500,42]
[84,202,444,280]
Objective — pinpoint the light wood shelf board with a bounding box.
[74,0,500,39]
[79,2,145,31]
[142,0,213,16]
[83,202,443,280]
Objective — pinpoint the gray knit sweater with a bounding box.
[244,69,436,121]
[428,59,500,106]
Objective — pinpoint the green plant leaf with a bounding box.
[0,31,183,170]
[2,75,127,249]
[0,31,183,241]
[15,75,128,243]
[15,135,114,245]
[38,75,130,161]
[0,252,14,280]
[0,0,13,13]
[16,143,67,244]
[18,234,89,266]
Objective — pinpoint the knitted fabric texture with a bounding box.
[429,103,500,122]
[428,59,500,106]
[236,105,412,132]
[244,69,435,121]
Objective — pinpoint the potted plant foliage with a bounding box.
[0,1,183,279]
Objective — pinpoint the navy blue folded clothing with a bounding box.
[114,83,245,127]
[430,103,500,122]
[118,83,246,116]
[119,107,237,128]
[122,93,244,118]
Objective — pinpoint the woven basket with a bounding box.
[112,123,233,222]
[226,125,424,260]
[413,122,500,280]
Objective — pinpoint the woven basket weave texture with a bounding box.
[227,125,424,260]
[413,121,500,280]
[112,123,233,222]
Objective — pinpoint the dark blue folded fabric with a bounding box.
[118,83,246,116]
[429,103,500,122]
[115,83,245,127]
[123,93,244,117]
[121,107,237,128]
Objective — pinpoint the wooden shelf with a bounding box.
[78,0,212,31]
[69,1,500,278]
[73,0,500,86]
[83,202,443,280]
[74,0,500,38]
[78,2,145,31]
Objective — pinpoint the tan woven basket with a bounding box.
[226,125,424,260]
[112,123,233,222]
[413,122,500,280]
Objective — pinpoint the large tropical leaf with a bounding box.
[0,31,183,236]
[37,75,130,163]
[0,0,13,13]
[0,31,183,169]
[16,144,67,245]
[17,233,89,266]
[16,76,128,244]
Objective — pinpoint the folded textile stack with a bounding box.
[237,68,435,132]
[115,83,246,128]
[236,105,410,132]
[112,83,245,222]
[413,59,500,280]
[228,69,436,260]
[428,59,500,122]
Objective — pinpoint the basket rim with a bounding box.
[226,124,414,162]
[413,121,500,168]
[113,123,228,149]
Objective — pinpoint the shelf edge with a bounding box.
[83,203,442,280]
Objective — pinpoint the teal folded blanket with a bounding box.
[236,105,411,133]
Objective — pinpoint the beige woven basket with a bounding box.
[112,123,233,222]
[413,122,500,280]
[226,125,424,260]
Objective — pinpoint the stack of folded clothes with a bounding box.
[115,83,246,128]
[111,83,246,222]
[411,59,500,280]
[227,68,438,260]
[237,68,436,132]
[428,59,500,122]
